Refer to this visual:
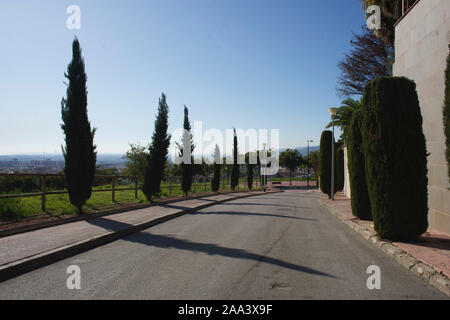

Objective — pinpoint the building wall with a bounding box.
[394,0,450,235]
[343,147,351,198]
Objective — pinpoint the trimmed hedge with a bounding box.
[319,131,336,198]
[444,45,450,182]
[361,77,428,241]
[347,109,372,220]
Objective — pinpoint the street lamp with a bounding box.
[307,140,314,188]
[329,108,338,200]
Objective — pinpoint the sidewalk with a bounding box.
[0,190,277,282]
[320,192,450,296]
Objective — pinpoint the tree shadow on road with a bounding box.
[87,217,335,278]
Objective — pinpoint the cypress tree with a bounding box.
[444,45,450,182]
[142,93,171,201]
[361,77,428,241]
[179,106,194,196]
[61,38,97,215]
[211,145,221,192]
[231,129,240,190]
[319,131,333,199]
[246,152,255,190]
[347,109,372,220]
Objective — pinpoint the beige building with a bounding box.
[393,0,450,234]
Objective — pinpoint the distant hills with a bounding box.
[0,146,320,164]
[0,154,126,164]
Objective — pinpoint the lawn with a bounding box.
[1,181,259,219]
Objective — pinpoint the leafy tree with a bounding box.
[123,143,148,182]
[279,149,302,186]
[211,145,221,192]
[230,128,240,190]
[337,27,393,97]
[177,106,194,196]
[326,98,362,142]
[444,45,450,183]
[361,77,428,241]
[142,93,171,201]
[61,37,97,215]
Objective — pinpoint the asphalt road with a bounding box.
[0,191,447,299]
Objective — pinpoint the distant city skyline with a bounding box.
[1,0,357,155]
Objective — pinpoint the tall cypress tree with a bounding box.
[142,93,171,201]
[231,129,240,190]
[211,145,221,192]
[444,45,450,182]
[245,152,255,190]
[178,106,194,196]
[61,38,97,215]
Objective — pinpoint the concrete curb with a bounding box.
[319,198,450,297]
[0,190,282,283]
[0,189,265,238]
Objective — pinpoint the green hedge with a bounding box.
[444,45,450,182]
[319,131,337,198]
[361,77,428,241]
[347,109,372,220]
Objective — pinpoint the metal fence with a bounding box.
[0,173,261,212]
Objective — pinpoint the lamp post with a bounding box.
[329,108,338,200]
[307,139,313,188]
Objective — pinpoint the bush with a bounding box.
[347,109,372,220]
[336,142,345,192]
[361,77,428,241]
[0,198,24,220]
[319,131,336,198]
[444,45,450,182]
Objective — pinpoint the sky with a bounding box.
[0,0,365,156]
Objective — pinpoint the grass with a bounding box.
[1,181,260,220]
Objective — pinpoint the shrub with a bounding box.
[319,131,334,198]
[347,109,372,220]
[0,198,24,220]
[444,45,450,182]
[361,77,428,241]
[336,142,345,192]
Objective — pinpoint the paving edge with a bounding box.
[319,198,450,297]
[0,190,282,283]
[0,189,266,238]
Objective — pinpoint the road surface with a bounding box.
[0,190,447,299]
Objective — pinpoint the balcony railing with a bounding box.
[397,0,420,22]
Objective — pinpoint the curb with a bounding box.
[0,190,282,283]
[0,189,265,238]
[319,198,450,297]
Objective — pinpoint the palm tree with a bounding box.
[326,98,362,143]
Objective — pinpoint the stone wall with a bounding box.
[394,0,450,234]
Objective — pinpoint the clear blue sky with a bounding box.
[0,0,365,155]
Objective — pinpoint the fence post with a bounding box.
[112,176,116,202]
[41,175,46,212]
[135,177,138,199]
